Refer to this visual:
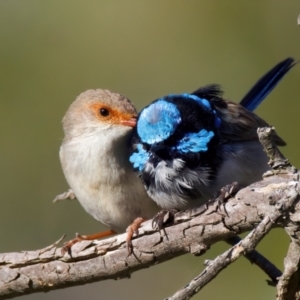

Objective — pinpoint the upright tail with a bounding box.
[240,58,296,112]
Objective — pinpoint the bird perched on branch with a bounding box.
[129,58,295,211]
[58,89,160,251]
[57,58,295,252]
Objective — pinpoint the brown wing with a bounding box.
[211,97,286,146]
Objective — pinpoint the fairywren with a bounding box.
[58,58,295,251]
[129,58,295,210]
[59,89,159,241]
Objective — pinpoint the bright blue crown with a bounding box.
[137,100,182,144]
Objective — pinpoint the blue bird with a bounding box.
[129,58,295,210]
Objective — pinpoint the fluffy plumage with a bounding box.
[60,89,159,233]
[130,58,295,210]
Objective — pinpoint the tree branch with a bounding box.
[167,177,299,300]
[0,172,298,299]
[0,127,299,299]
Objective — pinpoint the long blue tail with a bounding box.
[240,58,296,112]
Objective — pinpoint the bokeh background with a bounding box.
[0,1,299,299]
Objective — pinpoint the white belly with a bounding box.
[60,131,159,232]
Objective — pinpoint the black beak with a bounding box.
[150,143,165,153]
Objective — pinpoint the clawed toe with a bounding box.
[126,217,145,255]
[61,234,82,256]
[210,182,240,211]
[61,229,116,256]
[152,209,178,231]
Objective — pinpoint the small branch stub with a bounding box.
[257,127,292,171]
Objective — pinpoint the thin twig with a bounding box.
[167,182,299,300]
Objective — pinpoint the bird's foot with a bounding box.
[210,181,240,210]
[126,217,146,255]
[53,189,76,203]
[61,229,116,256]
[151,209,178,240]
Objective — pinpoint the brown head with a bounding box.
[62,89,137,140]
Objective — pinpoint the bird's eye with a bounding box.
[99,108,110,117]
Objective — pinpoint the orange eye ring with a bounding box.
[89,102,135,125]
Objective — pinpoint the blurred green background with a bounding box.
[0,1,299,299]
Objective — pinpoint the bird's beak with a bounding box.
[150,143,165,152]
[120,117,137,128]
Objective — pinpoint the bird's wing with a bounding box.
[211,98,286,146]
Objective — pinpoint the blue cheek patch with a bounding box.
[137,100,181,144]
[129,144,150,171]
[175,129,214,153]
